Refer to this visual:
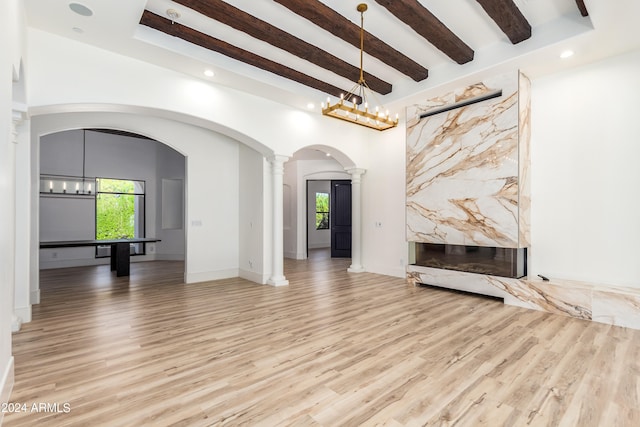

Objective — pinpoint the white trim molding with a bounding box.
[1,357,15,425]
[346,168,366,273]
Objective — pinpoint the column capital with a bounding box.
[268,154,290,166]
[346,167,366,177]
[11,107,27,145]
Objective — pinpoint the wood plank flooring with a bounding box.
[5,250,640,426]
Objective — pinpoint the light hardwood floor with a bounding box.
[5,251,640,426]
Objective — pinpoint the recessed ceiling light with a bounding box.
[326,152,331,157]
[560,50,574,59]
[307,103,315,110]
[166,9,181,20]
[69,3,93,17]
[204,69,214,77]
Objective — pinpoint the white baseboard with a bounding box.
[365,265,406,279]
[239,269,269,285]
[12,315,22,332]
[186,268,239,284]
[30,289,40,305]
[1,356,15,424]
[14,305,32,325]
[284,251,306,260]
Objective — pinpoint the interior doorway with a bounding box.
[330,180,352,258]
[306,179,352,258]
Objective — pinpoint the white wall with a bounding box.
[283,160,298,259]
[27,29,373,163]
[157,145,186,261]
[238,144,268,283]
[307,180,331,249]
[1,0,24,416]
[530,49,640,288]
[361,126,409,278]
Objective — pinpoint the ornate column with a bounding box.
[347,168,366,273]
[267,155,289,286]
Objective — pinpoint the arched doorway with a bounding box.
[283,145,365,272]
[37,128,186,273]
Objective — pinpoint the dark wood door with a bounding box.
[330,180,352,258]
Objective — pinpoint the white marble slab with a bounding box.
[406,72,530,248]
[518,73,531,247]
[408,265,640,330]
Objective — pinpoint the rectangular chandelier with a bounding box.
[321,3,398,132]
[322,97,398,131]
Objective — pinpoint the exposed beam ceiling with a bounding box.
[18,0,610,116]
[171,0,392,94]
[575,0,589,17]
[373,0,475,65]
[272,0,429,82]
[140,11,352,99]
[475,0,531,44]
[114,0,598,105]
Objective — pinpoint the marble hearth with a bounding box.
[407,266,640,330]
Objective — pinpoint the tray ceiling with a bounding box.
[23,0,624,110]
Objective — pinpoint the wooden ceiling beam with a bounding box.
[474,0,531,44]
[139,11,358,100]
[172,0,391,95]
[373,0,474,65]
[273,0,428,82]
[575,0,589,17]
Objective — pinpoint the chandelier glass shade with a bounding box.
[321,3,398,131]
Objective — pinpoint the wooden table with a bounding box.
[40,238,161,277]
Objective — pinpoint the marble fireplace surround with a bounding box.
[405,72,640,330]
[408,266,640,330]
[406,72,531,249]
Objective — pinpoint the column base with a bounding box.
[347,265,365,273]
[267,276,290,286]
[11,314,22,333]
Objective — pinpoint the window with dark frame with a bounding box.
[315,192,329,230]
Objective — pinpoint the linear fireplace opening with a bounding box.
[409,242,527,278]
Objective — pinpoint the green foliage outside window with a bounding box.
[98,178,135,194]
[315,192,329,230]
[96,178,140,240]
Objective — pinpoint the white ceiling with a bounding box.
[22,0,640,113]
